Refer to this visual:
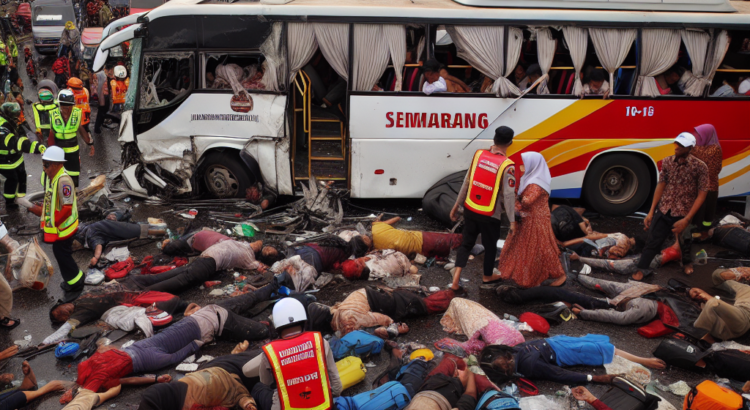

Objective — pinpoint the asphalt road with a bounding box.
[0,38,746,410]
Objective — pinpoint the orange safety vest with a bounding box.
[464,149,514,217]
[262,332,332,410]
[110,79,127,104]
[70,87,91,124]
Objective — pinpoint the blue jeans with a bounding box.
[124,317,202,373]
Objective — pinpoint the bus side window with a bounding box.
[140,53,194,109]
[709,30,745,97]
[203,54,267,91]
[431,25,476,93]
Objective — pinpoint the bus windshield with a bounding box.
[32,5,75,26]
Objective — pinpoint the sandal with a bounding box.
[0,317,20,330]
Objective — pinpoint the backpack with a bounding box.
[333,381,411,410]
[684,381,743,410]
[475,389,521,410]
[329,330,384,361]
[652,337,705,371]
[598,377,660,410]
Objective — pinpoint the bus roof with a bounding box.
[143,0,750,28]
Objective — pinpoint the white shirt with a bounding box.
[738,78,750,95]
[423,77,447,95]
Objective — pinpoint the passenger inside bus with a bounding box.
[512,62,529,89]
[525,64,542,94]
[205,54,266,91]
[654,66,685,95]
[581,69,610,97]
[711,74,744,97]
[422,58,470,95]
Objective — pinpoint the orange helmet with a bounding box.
[67,77,83,89]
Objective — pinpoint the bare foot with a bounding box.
[549,276,566,287]
[0,373,13,385]
[232,341,249,354]
[683,264,694,275]
[482,275,503,283]
[642,358,666,369]
[572,304,584,315]
[631,271,645,281]
[569,252,580,261]
[19,361,36,390]
[397,323,409,334]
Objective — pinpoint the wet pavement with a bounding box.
[0,38,747,409]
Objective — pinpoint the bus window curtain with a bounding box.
[260,22,285,92]
[531,27,556,94]
[352,24,390,92]
[634,29,680,97]
[588,28,637,94]
[313,23,350,81]
[445,25,521,97]
[385,25,406,91]
[287,23,318,84]
[562,26,588,96]
[124,38,142,111]
[704,30,731,94]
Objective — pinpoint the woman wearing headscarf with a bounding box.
[691,124,722,229]
[496,152,565,288]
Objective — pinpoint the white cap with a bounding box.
[675,132,696,148]
[114,65,127,79]
[42,146,66,162]
[271,297,307,330]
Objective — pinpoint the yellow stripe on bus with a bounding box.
[541,139,647,168]
[721,149,750,170]
[720,161,750,187]
[513,100,613,142]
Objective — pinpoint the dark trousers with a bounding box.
[127,317,202,373]
[52,236,83,288]
[395,359,431,397]
[694,190,718,229]
[0,391,27,410]
[515,286,610,310]
[94,98,119,133]
[455,209,501,277]
[134,257,217,294]
[0,162,26,203]
[637,210,693,274]
[63,150,80,186]
[251,383,275,410]
[216,285,275,342]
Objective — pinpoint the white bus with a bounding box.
[95,0,750,215]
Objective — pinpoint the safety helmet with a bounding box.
[57,89,75,106]
[114,65,127,79]
[42,146,66,162]
[38,89,54,103]
[0,102,20,120]
[271,297,307,330]
[67,77,83,89]
[65,21,75,30]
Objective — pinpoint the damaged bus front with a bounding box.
[95,12,292,198]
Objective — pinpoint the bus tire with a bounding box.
[583,154,652,216]
[200,151,255,198]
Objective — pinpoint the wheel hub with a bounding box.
[599,166,638,204]
[604,170,624,192]
[206,166,239,197]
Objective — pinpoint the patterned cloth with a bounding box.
[330,288,393,336]
[498,184,564,288]
[657,155,709,217]
[440,298,524,355]
[691,145,722,192]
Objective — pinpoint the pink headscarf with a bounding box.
[694,124,719,147]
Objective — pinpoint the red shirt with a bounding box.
[76,349,133,392]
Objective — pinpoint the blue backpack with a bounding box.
[334,381,411,410]
[329,330,384,361]
[475,390,521,410]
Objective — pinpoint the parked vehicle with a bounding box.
[31,0,75,54]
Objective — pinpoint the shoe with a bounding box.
[103,122,118,129]
[60,287,83,303]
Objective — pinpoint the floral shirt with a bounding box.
[658,155,709,217]
[691,145,723,192]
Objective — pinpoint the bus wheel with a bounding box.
[583,154,652,216]
[201,151,255,198]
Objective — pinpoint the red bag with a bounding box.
[105,258,135,279]
[638,320,673,339]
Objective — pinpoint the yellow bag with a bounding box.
[336,356,366,390]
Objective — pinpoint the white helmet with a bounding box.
[114,65,127,79]
[271,298,307,330]
[42,146,66,162]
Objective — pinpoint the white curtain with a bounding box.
[287,23,318,83]
[534,28,557,94]
[704,30,731,92]
[635,29,681,96]
[589,28,637,92]
[313,23,350,81]
[260,22,285,91]
[446,25,521,97]
[352,24,391,91]
[562,26,588,96]
[503,27,523,97]
[384,25,406,91]
[680,29,710,97]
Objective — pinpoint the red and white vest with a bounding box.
[464,149,514,217]
[262,332,332,410]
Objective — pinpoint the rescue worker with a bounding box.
[449,126,516,291]
[33,89,58,147]
[67,77,91,135]
[242,298,342,410]
[50,90,94,186]
[110,65,128,113]
[0,102,45,208]
[0,37,8,82]
[25,146,83,302]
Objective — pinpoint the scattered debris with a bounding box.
[175,363,199,372]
